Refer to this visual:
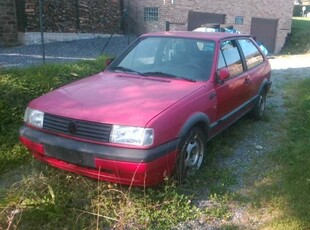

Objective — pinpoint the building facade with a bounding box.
[124,0,296,53]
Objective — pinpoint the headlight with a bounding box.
[110,125,154,146]
[24,107,44,128]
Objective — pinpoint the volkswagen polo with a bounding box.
[20,32,271,186]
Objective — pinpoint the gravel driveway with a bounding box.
[1,38,310,229]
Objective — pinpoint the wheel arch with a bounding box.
[178,112,210,142]
[259,78,272,95]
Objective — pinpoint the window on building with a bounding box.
[144,7,159,22]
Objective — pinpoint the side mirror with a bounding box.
[217,68,230,83]
[105,58,115,68]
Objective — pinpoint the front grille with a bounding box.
[43,113,112,142]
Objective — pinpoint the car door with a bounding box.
[214,39,251,126]
[237,38,266,99]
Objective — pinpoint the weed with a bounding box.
[1,164,202,229]
[204,193,233,220]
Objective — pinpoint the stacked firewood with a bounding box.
[24,0,121,33]
[24,0,38,31]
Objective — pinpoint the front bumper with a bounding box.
[20,126,178,186]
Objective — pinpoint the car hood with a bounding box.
[29,72,203,126]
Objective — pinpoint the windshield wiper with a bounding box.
[143,71,196,82]
[111,66,146,76]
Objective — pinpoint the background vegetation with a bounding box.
[0,18,309,229]
[281,17,310,54]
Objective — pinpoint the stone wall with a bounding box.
[23,0,122,33]
[0,0,18,46]
[124,0,295,53]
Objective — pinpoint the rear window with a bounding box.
[218,40,244,77]
[238,39,264,69]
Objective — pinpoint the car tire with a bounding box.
[251,89,267,120]
[174,126,206,184]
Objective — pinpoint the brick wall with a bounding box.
[0,0,18,46]
[124,0,295,53]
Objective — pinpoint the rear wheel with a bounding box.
[251,90,267,120]
[174,127,206,184]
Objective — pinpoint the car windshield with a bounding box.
[109,36,215,81]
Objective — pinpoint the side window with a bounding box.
[238,39,264,69]
[218,40,244,77]
[218,50,226,69]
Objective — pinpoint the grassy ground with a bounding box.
[249,78,310,229]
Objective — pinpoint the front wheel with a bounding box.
[174,127,206,184]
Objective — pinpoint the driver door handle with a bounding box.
[244,77,251,85]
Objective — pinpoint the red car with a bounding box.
[20,32,271,186]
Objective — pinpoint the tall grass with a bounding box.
[271,78,310,228]
[1,167,201,229]
[253,78,310,229]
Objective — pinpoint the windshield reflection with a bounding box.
[109,37,215,81]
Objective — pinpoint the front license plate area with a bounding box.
[44,145,95,168]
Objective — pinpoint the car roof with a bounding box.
[141,31,251,41]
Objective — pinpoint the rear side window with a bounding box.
[238,39,264,69]
[218,40,244,77]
